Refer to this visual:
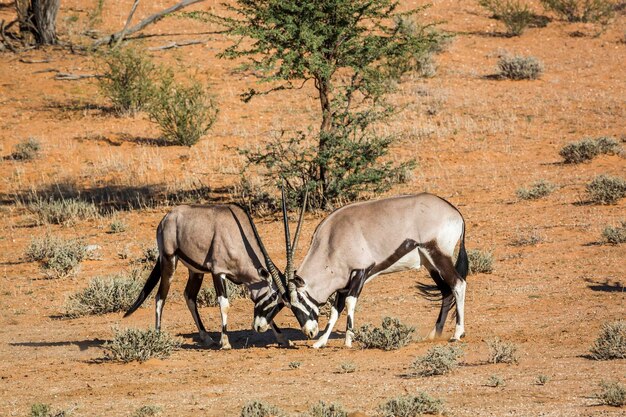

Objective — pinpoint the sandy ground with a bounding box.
[0,1,624,416]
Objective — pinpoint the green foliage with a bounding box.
[103,328,181,363]
[467,249,494,274]
[510,229,544,246]
[559,137,620,163]
[240,401,285,417]
[479,0,534,36]
[590,320,626,360]
[97,47,157,115]
[216,0,448,210]
[602,221,626,245]
[586,174,626,204]
[516,180,556,200]
[25,235,87,277]
[353,317,415,350]
[306,401,348,417]
[497,54,544,80]
[28,197,100,226]
[148,74,218,146]
[486,337,519,364]
[411,344,464,377]
[136,245,159,265]
[378,392,445,416]
[537,374,550,385]
[11,137,41,160]
[197,280,249,307]
[131,405,162,417]
[540,0,616,23]
[64,273,145,317]
[487,374,506,387]
[597,380,626,407]
[338,362,356,374]
[29,403,68,417]
[231,177,280,216]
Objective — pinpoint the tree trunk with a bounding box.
[317,78,333,207]
[16,0,60,45]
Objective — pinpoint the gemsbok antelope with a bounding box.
[281,192,468,348]
[124,203,291,349]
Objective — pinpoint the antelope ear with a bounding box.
[291,274,305,288]
[257,267,270,280]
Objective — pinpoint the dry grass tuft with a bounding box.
[378,392,445,416]
[590,320,626,360]
[353,317,415,350]
[102,328,181,363]
[411,344,465,377]
[487,337,519,364]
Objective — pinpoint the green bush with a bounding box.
[586,175,626,204]
[306,401,348,417]
[590,320,626,360]
[25,235,87,277]
[510,229,544,246]
[148,74,218,146]
[479,0,534,36]
[411,344,464,377]
[596,380,626,407]
[240,401,285,417]
[602,221,626,244]
[338,362,356,374]
[540,0,616,23]
[132,405,162,417]
[64,274,144,317]
[486,337,519,364]
[103,328,181,363]
[197,280,249,307]
[497,55,544,80]
[28,197,100,226]
[353,317,415,350]
[97,47,157,115]
[516,180,556,200]
[559,137,620,163]
[487,374,506,387]
[11,137,41,161]
[378,392,445,417]
[467,249,494,274]
[536,374,550,385]
[108,219,127,234]
[231,177,280,217]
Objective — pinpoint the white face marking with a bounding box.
[301,293,319,315]
[303,319,319,339]
[253,316,269,333]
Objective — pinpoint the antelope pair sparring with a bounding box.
[125,190,468,349]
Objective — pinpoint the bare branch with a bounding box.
[147,39,203,51]
[54,72,100,81]
[92,0,205,49]
[113,0,140,49]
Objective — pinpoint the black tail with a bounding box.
[124,261,161,317]
[455,222,468,280]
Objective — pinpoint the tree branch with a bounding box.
[92,0,205,49]
[113,0,140,49]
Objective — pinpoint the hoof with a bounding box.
[312,341,326,349]
[220,343,232,350]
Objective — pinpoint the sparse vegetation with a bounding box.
[132,405,162,417]
[510,229,545,246]
[240,400,285,417]
[602,221,626,244]
[537,374,550,385]
[10,137,41,161]
[378,392,445,417]
[29,403,69,417]
[25,234,87,277]
[102,328,181,363]
[559,137,620,163]
[540,0,616,23]
[586,175,626,204]
[306,401,348,417]
[467,249,494,274]
[63,273,144,317]
[590,320,626,360]
[97,47,157,115]
[487,337,519,364]
[338,362,357,374]
[108,219,127,234]
[479,0,534,36]
[497,54,544,80]
[353,317,415,350]
[596,380,626,407]
[288,361,302,369]
[148,74,218,147]
[516,180,556,200]
[197,280,249,307]
[136,245,159,265]
[28,197,100,226]
[231,177,279,217]
[487,374,506,387]
[411,344,465,377]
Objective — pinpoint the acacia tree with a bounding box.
[15,0,60,45]
[215,0,446,209]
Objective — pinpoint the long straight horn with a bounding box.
[281,185,293,281]
[291,188,308,257]
[245,207,286,295]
